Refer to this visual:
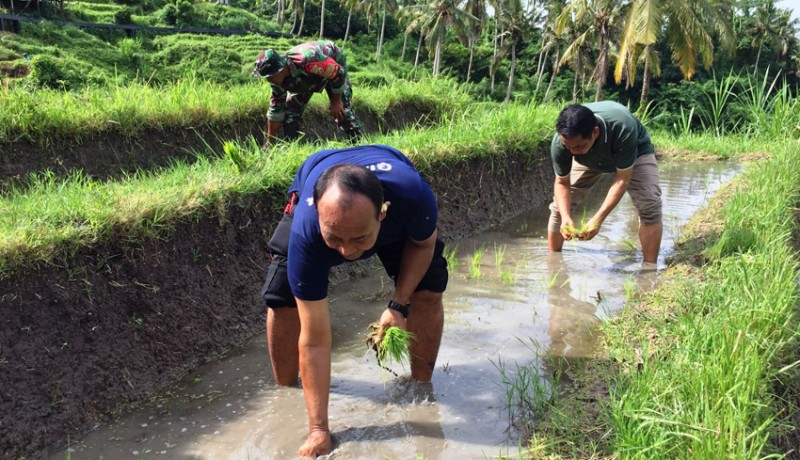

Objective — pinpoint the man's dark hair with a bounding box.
[314,164,384,218]
[556,104,597,139]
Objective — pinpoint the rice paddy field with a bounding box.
[1,20,800,459]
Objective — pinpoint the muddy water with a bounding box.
[51,161,741,460]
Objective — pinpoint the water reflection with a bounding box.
[544,252,602,358]
[48,161,742,460]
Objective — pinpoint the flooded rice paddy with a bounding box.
[51,161,741,460]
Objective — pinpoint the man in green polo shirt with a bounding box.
[548,101,662,263]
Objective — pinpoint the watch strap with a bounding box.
[387,300,410,318]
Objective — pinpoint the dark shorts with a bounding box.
[260,197,448,308]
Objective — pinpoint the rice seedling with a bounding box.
[492,356,554,440]
[366,323,415,382]
[468,246,485,279]
[443,244,459,273]
[499,265,517,284]
[621,238,637,251]
[494,242,506,267]
[623,277,637,303]
[543,268,564,289]
[377,326,414,366]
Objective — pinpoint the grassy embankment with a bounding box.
[495,133,800,459]
[0,71,451,144]
[0,82,559,280]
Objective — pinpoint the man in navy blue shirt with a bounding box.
[261,144,448,457]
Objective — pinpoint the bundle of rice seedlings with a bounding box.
[562,220,597,240]
[366,323,415,380]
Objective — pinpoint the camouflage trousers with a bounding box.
[283,78,361,137]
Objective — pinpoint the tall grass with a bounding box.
[0,74,469,143]
[601,142,800,458]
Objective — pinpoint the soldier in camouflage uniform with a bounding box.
[253,40,362,147]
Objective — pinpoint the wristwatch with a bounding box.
[387,300,411,319]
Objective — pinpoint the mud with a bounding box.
[0,145,552,459]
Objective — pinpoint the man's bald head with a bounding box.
[313,164,384,217]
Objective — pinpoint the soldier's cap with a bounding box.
[253,49,287,78]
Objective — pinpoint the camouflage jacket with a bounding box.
[268,40,349,121]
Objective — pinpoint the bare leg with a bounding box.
[548,231,564,252]
[266,307,301,386]
[639,222,662,263]
[406,290,444,382]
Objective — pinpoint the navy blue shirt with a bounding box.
[287,144,438,301]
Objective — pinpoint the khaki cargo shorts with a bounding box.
[548,154,662,233]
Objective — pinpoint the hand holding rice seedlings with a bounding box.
[366,322,415,374]
[562,220,597,240]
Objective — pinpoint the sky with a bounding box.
[777,0,800,22]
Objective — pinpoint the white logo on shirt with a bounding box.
[365,162,392,172]
[306,197,314,206]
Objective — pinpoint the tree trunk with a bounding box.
[297,6,305,37]
[276,0,285,30]
[639,57,651,108]
[401,31,408,61]
[466,35,475,82]
[433,32,444,76]
[343,7,352,42]
[535,47,549,94]
[594,27,608,102]
[572,61,579,101]
[491,22,498,93]
[505,37,518,102]
[754,42,763,75]
[376,1,386,60]
[414,32,423,70]
[535,28,547,86]
[319,0,325,38]
[290,6,298,35]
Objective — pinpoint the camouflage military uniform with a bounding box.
[267,40,361,136]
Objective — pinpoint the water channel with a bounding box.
[51,160,742,460]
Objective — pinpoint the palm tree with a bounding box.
[377,0,400,59]
[556,0,625,102]
[464,0,487,81]
[289,0,307,36]
[747,0,780,73]
[615,0,735,105]
[773,9,800,64]
[492,0,533,101]
[405,0,476,76]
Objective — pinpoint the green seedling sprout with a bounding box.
[468,246,485,279]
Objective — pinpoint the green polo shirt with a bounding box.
[551,101,655,177]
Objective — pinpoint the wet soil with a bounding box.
[0,99,438,188]
[0,143,553,459]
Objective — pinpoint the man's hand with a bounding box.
[577,219,601,240]
[264,120,281,149]
[329,94,345,122]
[560,219,577,240]
[298,427,332,458]
[370,308,407,349]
